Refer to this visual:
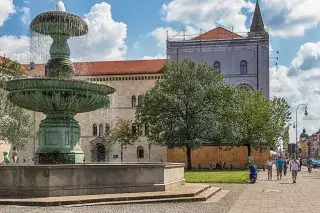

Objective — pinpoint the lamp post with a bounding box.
[293,104,308,157]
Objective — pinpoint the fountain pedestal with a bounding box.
[37,113,84,164]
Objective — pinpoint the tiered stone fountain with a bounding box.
[0,1,185,198]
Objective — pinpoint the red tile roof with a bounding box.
[27,59,167,77]
[192,27,242,40]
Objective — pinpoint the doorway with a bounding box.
[96,143,106,162]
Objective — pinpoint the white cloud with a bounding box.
[151,25,198,47]
[142,54,166,60]
[20,7,30,25]
[0,2,128,63]
[0,0,15,27]
[162,0,254,33]
[0,36,29,63]
[270,41,320,142]
[161,0,320,38]
[69,2,127,61]
[261,0,320,37]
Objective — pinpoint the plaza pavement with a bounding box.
[229,166,320,213]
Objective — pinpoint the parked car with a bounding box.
[312,160,320,168]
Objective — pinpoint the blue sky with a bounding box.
[0,0,320,141]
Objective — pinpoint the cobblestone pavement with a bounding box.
[229,166,320,213]
[2,184,246,213]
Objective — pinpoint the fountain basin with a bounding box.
[4,78,115,113]
[0,163,185,198]
[30,11,88,36]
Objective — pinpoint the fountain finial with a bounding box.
[56,1,66,12]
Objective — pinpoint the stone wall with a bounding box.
[167,146,270,169]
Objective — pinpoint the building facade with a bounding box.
[1,1,270,166]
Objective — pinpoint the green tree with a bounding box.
[235,89,291,163]
[107,118,139,162]
[0,57,32,149]
[137,59,237,170]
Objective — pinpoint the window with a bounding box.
[138,95,143,106]
[105,123,110,135]
[99,124,103,137]
[132,123,137,135]
[93,124,97,136]
[138,123,143,136]
[132,95,137,107]
[213,61,221,70]
[137,146,144,158]
[240,60,247,75]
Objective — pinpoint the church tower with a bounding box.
[248,0,268,37]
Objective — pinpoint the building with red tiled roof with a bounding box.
[192,27,242,40]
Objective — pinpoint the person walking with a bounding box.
[266,157,273,180]
[299,158,303,171]
[291,158,299,183]
[276,157,284,180]
[283,159,288,176]
[307,157,313,173]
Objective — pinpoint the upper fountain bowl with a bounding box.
[30,11,88,37]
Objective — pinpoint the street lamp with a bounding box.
[293,104,308,157]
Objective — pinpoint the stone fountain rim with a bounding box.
[4,78,115,95]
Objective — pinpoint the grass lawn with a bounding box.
[184,170,249,183]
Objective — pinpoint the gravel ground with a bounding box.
[2,184,247,213]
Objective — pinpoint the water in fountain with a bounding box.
[4,1,116,164]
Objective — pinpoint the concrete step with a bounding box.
[0,184,213,207]
[65,187,221,207]
[204,190,230,203]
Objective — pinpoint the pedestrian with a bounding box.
[249,165,257,184]
[283,159,288,176]
[299,158,303,171]
[276,157,284,180]
[291,158,299,183]
[266,157,273,180]
[307,157,313,173]
[289,158,292,172]
[2,152,10,163]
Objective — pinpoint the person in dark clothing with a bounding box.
[299,159,303,171]
[283,159,288,176]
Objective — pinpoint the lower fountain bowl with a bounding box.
[4,78,115,113]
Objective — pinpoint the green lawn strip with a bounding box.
[184,171,250,183]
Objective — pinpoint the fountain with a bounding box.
[5,1,115,164]
[0,1,185,198]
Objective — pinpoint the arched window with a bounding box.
[138,95,143,106]
[238,84,254,92]
[99,123,103,137]
[137,146,144,158]
[145,123,149,136]
[132,95,137,107]
[240,60,247,75]
[93,124,98,136]
[213,61,221,70]
[132,123,137,135]
[105,123,110,135]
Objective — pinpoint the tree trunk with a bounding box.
[247,144,252,157]
[246,144,253,168]
[186,146,192,170]
[120,145,123,163]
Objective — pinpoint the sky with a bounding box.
[0,0,320,143]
